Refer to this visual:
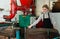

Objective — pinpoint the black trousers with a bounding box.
[43,18,53,28]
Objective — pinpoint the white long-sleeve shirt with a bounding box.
[30,12,49,27]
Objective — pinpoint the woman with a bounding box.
[28,4,53,28]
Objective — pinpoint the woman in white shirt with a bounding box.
[28,4,53,28]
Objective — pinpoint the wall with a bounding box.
[0,0,10,11]
[50,13,60,34]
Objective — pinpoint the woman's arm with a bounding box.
[28,14,43,28]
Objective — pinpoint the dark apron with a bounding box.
[43,18,53,28]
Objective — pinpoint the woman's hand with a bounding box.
[28,25,32,28]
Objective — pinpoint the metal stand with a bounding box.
[16,29,20,39]
[24,28,26,39]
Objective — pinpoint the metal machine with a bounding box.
[4,0,35,20]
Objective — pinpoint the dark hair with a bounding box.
[42,4,49,10]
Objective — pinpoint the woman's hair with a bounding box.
[42,4,49,10]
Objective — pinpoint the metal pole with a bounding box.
[16,30,20,39]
